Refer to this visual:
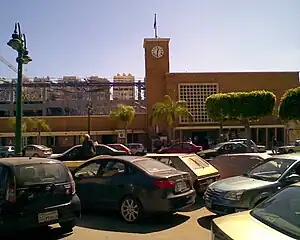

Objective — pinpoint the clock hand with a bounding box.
[156,47,159,57]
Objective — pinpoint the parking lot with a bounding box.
[8,198,214,240]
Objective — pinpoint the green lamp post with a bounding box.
[7,23,32,156]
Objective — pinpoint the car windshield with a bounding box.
[247,158,295,182]
[36,145,49,150]
[182,155,210,169]
[214,143,225,149]
[135,158,174,173]
[15,163,69,186]
[251,186,300,239]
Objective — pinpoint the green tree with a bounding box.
[278,87,300,144]
[206,93,229,142]
[207,91,276,149]
[150,95,192,141]
[31,118,51,144]
[110,104,136,144]
[8,117,35,146]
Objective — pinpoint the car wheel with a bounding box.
[32,153,39,157]
[120,196,142,223]
[288,149,295,153]
[7,154,13,158]
[59,220,76,232]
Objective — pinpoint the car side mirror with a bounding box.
[285,174,300,183]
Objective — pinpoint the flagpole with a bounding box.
[154,14,158,38]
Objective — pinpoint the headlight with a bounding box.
[223,190,244,201]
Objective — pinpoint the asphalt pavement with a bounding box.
[5,198,214,240]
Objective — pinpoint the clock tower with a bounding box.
[143,38,170,113]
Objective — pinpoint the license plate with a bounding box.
[38,210,58,223]
[175,181,188,192]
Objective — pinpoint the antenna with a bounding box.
[154,14,158,38]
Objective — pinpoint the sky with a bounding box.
[0,0,300,80]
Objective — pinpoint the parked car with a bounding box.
[127,143,147,155]
[198,142,250,160]
[0,157,81,233]
[209,153,271,179]
[107,143,131,155]
[211,183,300,240]
[204,154,300,215]
[230,139,266,152]
[277,140,300,154]
[0,146,15,157]
[158,142,202,154]
[146,153,219,194]
[72,155,196,223]
[22,144,53,158]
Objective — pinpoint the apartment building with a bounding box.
[113,73,135,100]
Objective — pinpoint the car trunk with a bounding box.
[12,163,73,214]
[152,170,192,194]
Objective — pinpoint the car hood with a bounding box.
[49,153,63,159]
[213,211,293,240]
[210,175,273,191]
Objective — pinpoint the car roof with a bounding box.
[224,153,271,159]
[87,155,149,163]
[0,157,62,166]
[146,153,197,157]
[270,154,300,161]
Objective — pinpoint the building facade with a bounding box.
[0,37,299,150]
[113,73,135,100]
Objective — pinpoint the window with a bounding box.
[75,162,101,178]
[15,163,69,186]
[178,83,218,123]
[251,186,300,239]
[96,146,111,155]
[248,158,296,182]
[100,161,127,177]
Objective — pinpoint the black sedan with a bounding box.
[49,144,127,161]
[72,156,197,223]
[198,142,249,160]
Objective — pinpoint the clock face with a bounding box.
[151,46,164,58]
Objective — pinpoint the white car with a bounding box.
[127,143,147,156]
[277,140,300,154]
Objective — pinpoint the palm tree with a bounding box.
[150,95,192,142]
[8,117,35,146]
[31,118,51,145]
[110,104,136,144]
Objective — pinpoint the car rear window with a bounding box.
[135,158,173,173]
[14,163,69,186]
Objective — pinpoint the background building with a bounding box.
[0,36,298,151]
[113,73,135,100]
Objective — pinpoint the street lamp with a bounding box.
[7,22,32,156]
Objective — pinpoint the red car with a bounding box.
[158,142,202,154]
[107,143,131,155]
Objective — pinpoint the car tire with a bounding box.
[288,149,295,153]
[32,153,39,157]
[59,220,76,232]
[119,196,143,223]
[7,154,13,158]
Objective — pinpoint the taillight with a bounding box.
[153,180,176,189]
[67,170,76,195]
[6,183,16,202]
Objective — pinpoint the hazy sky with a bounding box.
[0,0,299,79]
